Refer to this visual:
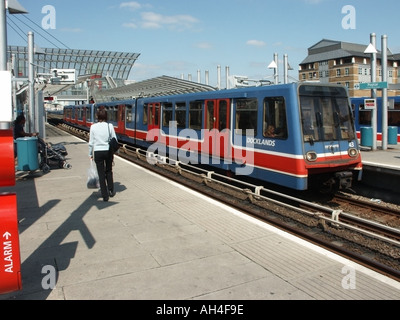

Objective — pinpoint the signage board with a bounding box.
[0,194,22,294]
[360,82,388,90]
[50,69,76,85]
[364,98,377,109]
[0,71,12,122]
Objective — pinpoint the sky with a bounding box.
[6,0,400,87]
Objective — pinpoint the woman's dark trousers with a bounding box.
[94,150,114,200]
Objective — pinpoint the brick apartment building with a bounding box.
[299,39,400,97]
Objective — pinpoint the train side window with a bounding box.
[162,102,173,127]
[112,107,118,122]
[126,105,133,123]
[175,102,186,128]
[189,101,202,130]
[388,110,400,126]
[78,108,83,121]
[263,97,287,139]
[235,98,258,135]
[86,107,91,122]
[143,104,148,125]
[358,108,371,125]
[108,107,112,121]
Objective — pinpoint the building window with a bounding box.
[345,68,350,76]
[358,67,363,75]
[336,69,341,77]
[302,73,306,80]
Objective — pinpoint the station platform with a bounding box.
[359,142,400,198]
[360,142,400,171]
[1,125,400,303]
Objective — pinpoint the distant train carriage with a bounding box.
[351,96,400,143]
[63,82,362,191]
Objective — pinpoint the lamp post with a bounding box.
[268,58,278,84]
[364,35,378,151]
[381,35,388,151]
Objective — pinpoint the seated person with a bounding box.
[264,125,276,137]
[13,115,38,139]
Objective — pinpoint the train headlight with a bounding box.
[348,148,359,158]
[306,151,318,162]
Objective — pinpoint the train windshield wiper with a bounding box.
[308,135,314,146]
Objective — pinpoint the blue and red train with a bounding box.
[63,82,363,192]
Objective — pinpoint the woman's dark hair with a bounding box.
[97,108,108,121]
[14,115,26,125]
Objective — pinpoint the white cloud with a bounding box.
[195,42,213,49]
[61,28,83,33]
[246,40,267,47]
[120,2,142,10]
[122,22,138,29]
[140,12,199,30]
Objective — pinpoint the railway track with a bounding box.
[52,121,400,282]
[332,193,400,228]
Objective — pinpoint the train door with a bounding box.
[117,104,125,135]
[205,99,230,159]
[147,103,160,131]
[82,106,87,127]
[146,102,160,142]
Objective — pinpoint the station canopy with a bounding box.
[8,46,140,96]
[9,46,140,79]
[95,75,217,102]
[8,46,216,102]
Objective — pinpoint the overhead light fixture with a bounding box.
[6,0,28,14]
[268,61,277,69]
[364,43,377,54]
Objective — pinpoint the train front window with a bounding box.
[299,85,355,142]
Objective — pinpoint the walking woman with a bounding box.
[88,108,117,202]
